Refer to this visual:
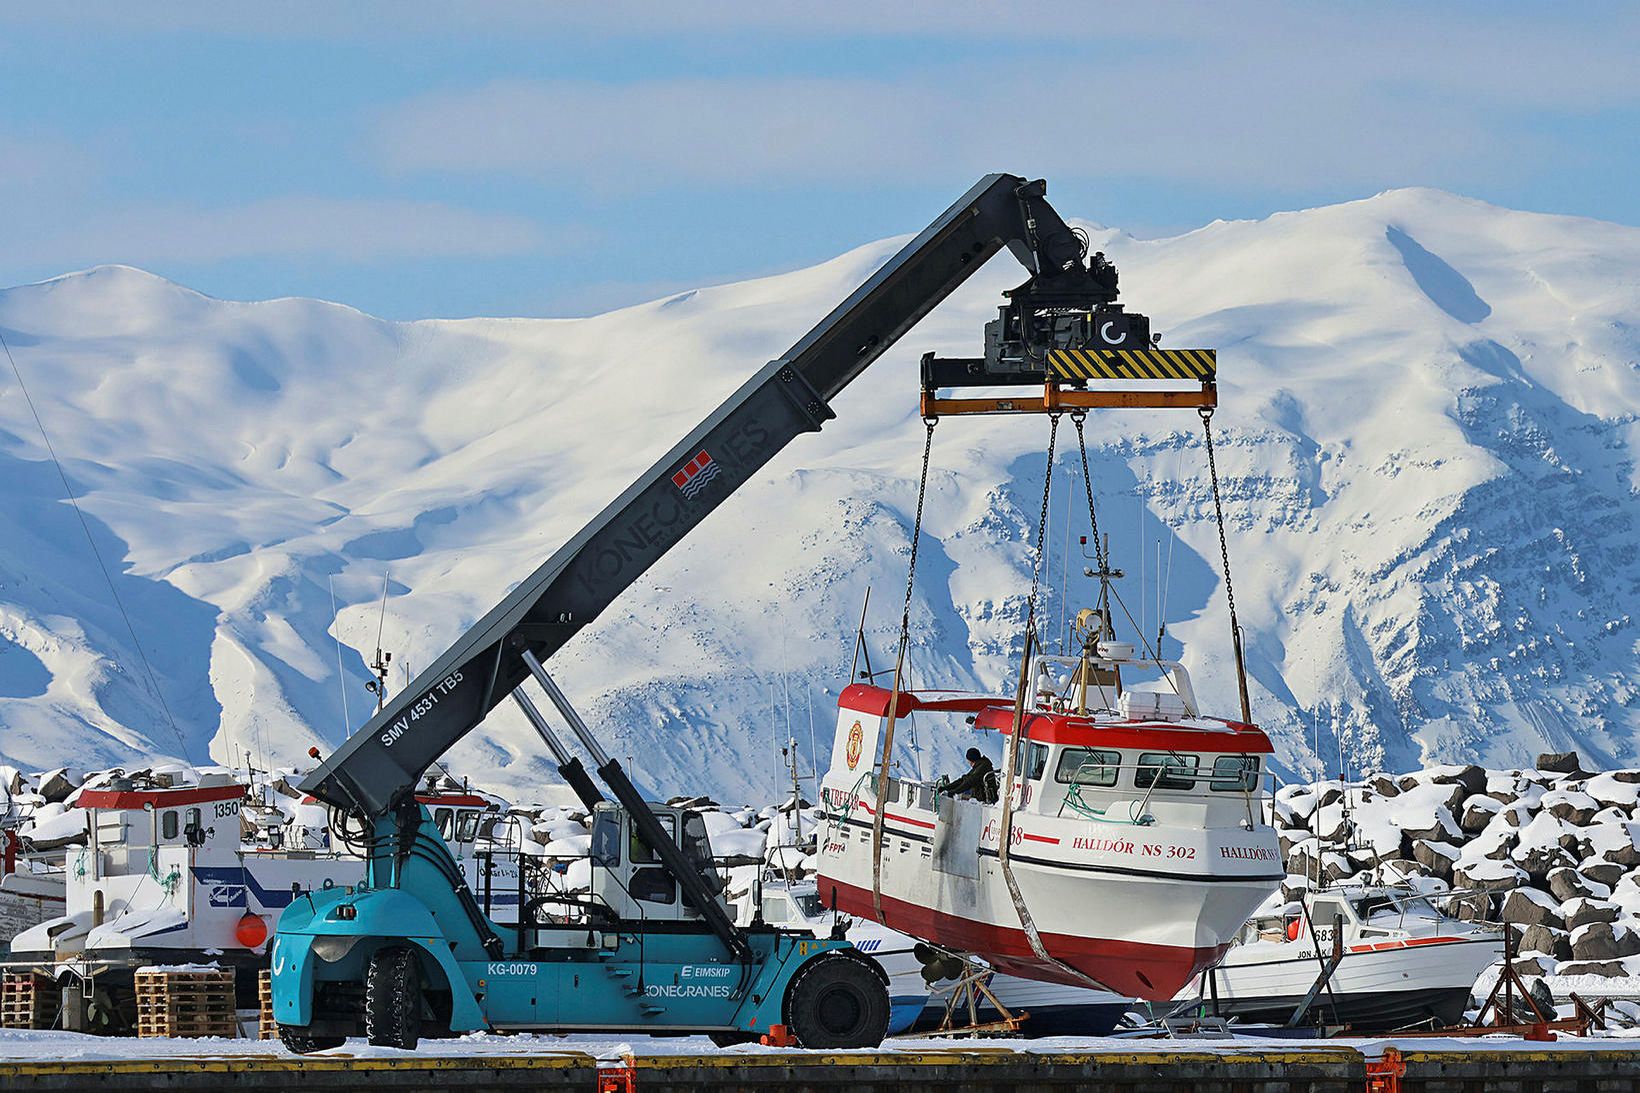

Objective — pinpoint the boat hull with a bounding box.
[1201,936,1500,1031]
[822,873,1237,999]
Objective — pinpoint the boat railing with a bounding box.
[1055,758,1277,828]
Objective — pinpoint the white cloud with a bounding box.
[8,196,561,266]
[370,68,1529,196]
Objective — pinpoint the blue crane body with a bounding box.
[272,813,839,1039]
[270,174,1210,1051]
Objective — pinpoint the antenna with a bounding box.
[328,575,351,731]
[1060,469,1072,654]
[805,689,821,799]
[367,571,392,713]
[848,586,873,680]
[1138,489,1145,647]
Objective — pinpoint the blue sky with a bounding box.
[2,2,1637,319]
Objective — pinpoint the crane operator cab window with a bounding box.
[591,810,621,867]
[628,812,677,906]
[681,810,725,896]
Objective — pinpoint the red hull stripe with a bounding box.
[853,801,938,831]
[1347,935,1467,954]
[816,874,1225,1001]
[854,802,1061,846]
[76,785,245,810]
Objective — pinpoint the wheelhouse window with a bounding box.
[454,810,480,843]
[1054,747,1121,787]
[1209,755,1260,792]
[161,810,179,840]
[1013,741,1050,780]
[434,807,454,839]
[1135,752,1198,790]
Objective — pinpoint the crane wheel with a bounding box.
[365,945,423,1050]
[784,953,889,1049]
[276,1025,344,1054]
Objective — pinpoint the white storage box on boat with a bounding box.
[1119,689,1187,721]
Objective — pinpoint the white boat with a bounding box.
[1181,885,1504,1029]
[9,770,519,1030]
[816,642,1284,1002]
[0,831,64,956]
[736,874,931,1034]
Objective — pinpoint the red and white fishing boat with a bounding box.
[817,640,1283,1001]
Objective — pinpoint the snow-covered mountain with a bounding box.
[1,188,1636,803]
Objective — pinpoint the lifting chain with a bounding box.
[1024,414,1061,623]
[1200,408,1253,723]
[870,416,938,920]
[996,414,1108,992]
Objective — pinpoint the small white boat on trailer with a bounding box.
[816,644,1284,1001]
[1180,885,1503,1030]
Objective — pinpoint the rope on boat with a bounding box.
[994,419,1109,992]
[870,416,938,922]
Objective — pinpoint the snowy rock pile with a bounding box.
[1274,752,1640,984]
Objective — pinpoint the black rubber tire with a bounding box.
[784,953,889,1049]
[277,1025,344,1054]
[364,946,423,1050]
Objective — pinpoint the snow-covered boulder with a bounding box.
[1518,923,1572,961]
[1542,788,1600,826]
[35,768,82,803]
[1429,764,1487,796]
[1547,865,1609,902]
[1570,920,1640,962]
[1586,773,1640,811]
[1412,840,1459,881]
[1587,820,1640,867]
[1561,897,1619,932]
[1459,795,1503,834]
[1454,858,1525,893]
[1501,887,1563,929]
[1536,752,1586,777]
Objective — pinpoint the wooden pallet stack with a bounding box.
[0,971,59,1030]
[134,968,237,1039]
[258,969,275,1039]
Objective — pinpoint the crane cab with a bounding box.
[587,803,726,924]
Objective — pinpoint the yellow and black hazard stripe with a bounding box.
[1047,347,1216,382]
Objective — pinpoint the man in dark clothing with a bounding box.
[940,747,998,803]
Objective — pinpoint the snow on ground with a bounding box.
[4,1027,1640,1063]
[1,189,1639,803]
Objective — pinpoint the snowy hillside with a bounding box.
[0,188,1636,802]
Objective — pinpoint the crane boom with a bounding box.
[301,173,1142,816]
